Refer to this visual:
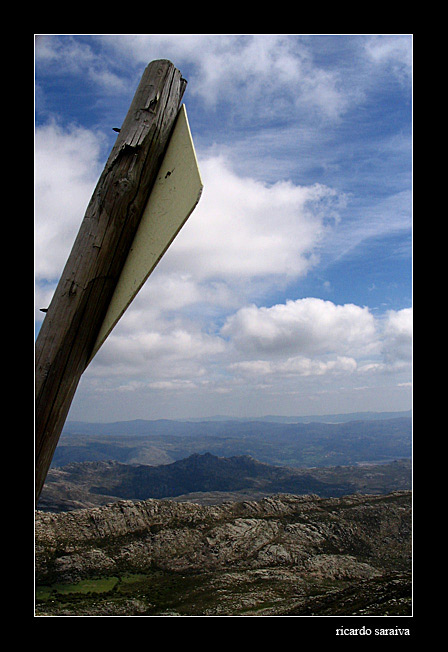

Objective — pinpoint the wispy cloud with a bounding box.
[363,35,412,84]
[35,35,128,91]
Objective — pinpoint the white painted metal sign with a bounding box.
[89,105,202,361]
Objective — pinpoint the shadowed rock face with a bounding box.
[35,490,411,617]
[38,453,411,513]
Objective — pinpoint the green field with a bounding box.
[35,571,206,615]
[36,576,120,600]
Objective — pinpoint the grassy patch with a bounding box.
[36,576,119,601]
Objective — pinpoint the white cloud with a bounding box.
[364,35,412,84]
[35,121,104,282]
[86,295,384,393]
[220,301,412,393]
[90,324,225,385]
[98,34,352,121]
[81,154,347,365]
[75,297,412,419]
[185,34,346,117]
[230,355,357,379]
[162,155,344,284]
[37,35,411,127]
[35,35,127,91]
[36,35,95,72]
[35,121,105,318]
[87,297,388,393]
[34,120,411,417]
[380,307,413,365]
[35,36,412,420]
[221,298,377,359]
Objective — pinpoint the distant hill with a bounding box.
[38,453,411,513]
[56,416,412,469]
[174,410,412,424]
[64,410,411,432]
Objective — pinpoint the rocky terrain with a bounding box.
[35,490,411,616]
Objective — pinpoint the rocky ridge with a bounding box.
[35,490,411,616]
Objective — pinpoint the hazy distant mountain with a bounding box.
[174,410,412,424]
[64,410,411,432]
[56,415,411,469]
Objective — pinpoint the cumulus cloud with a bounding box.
[163,156,344,284]
[380,307,413,366]
[34,122,347,373]
[219,299,411,388]
[35,121,105,318]
[34,121,410,412]
[229,355,358,379]
[35,121,104,282]
[222,302,412,392]
[221,298,377,359]
[81,297,412,413]
[35,35,412,419]
[90,323,225,386]
[35,134,344,303]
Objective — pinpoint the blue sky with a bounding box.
[35,34,412,421]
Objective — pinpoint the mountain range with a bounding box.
[38,453,411,513]
[56,414,411,469]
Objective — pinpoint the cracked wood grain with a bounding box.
[35,60,187,501]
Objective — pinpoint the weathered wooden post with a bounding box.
[35,60,189,502]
